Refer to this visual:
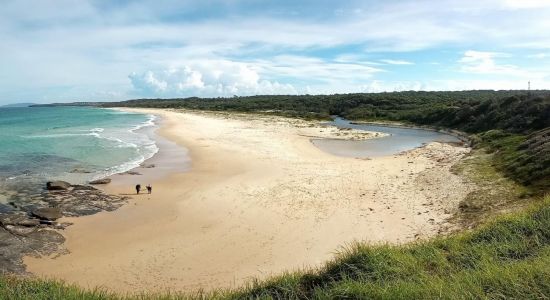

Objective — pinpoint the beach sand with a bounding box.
[24,109,473,293]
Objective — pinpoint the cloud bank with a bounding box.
[128,62,296,97]
[1,0,550,103]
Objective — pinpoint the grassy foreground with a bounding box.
[1,195,548,299]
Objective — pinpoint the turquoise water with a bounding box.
[0,106,157,195]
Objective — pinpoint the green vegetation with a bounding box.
[471,129,550,191]
[1,196,549,299]
[451,149,531,226]
[102,90,550,133]
[449,129,550,227]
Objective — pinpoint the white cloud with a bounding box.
[253,55,384,83]
[360,78,550,92]
[380,59,414,65]
[131,71,168,93]
[359,80,426,92]
[459,50,525,76]
[333,54,382,65]
[528,53,550,59]
[430,78,548,90]
[458,50,549,80]
[128,56,387,97]
[500,0,550,9]
[128,61,297,97]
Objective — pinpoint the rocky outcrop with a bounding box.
[0,214,24,226]
[124,171,142,175]
[0,181,130,274]
[4,225,37,236]
[0,226,65,274]
[0,214,39,227]
[44,185,129,216]
[89,178,111,185]
[32,207,63,221]
[46,181,71,190]
[69,168,92,173]
[0,211,67,272]
[15,218,41,227]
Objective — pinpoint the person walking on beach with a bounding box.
[146,184,152,194]
[135,184,141,194]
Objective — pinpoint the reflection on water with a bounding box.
[312,117,461,158]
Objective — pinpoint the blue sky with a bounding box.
[1,0,550,104]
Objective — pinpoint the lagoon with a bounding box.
[312,117,462,158]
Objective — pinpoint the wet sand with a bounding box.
[24,109,474,293]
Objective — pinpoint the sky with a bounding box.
[1,0,550,104]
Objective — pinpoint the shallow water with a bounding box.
[0,106,158,201]
[312,117,461,158]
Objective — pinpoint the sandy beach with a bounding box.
[24,109,473,293]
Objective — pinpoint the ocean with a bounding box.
[0,106,157,206]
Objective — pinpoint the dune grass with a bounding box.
[1,196,548,299]
[473,129,549,192]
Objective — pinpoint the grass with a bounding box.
[451,149,531,227]
[1,195,549,299]
[447,128,549,227]
[473,129,549,192]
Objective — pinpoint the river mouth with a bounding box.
[312,117,462,158]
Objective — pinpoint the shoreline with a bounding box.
[348,120,471,144]
[88,110,169,185]
[23,109,474,293]
[98,110,191,193]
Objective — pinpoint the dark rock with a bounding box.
[0,226,66,274]
[124,171,142,175]
[71,185,96,191]
[89,178,111,185]
[69,168,92,173]
[17,219,41,227]
[0,214,23,226]
[140,163,155,168]
[29,185,128,217]
[0,180,130,275]
[52,222,73,230]
[46,181,71,190]
[5,225,37,236]
[32,207,62,221]
[39,219,61,226]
